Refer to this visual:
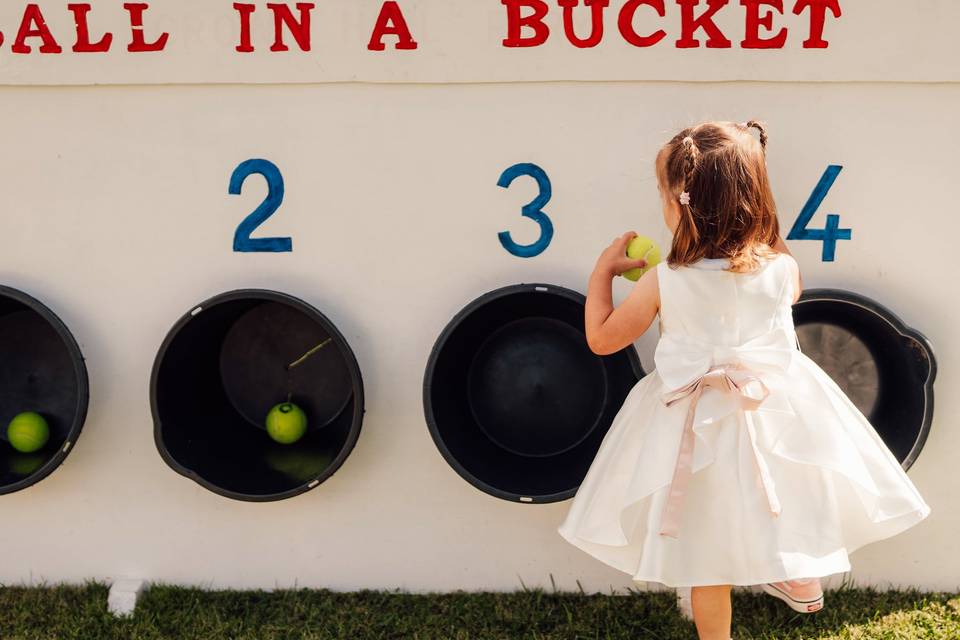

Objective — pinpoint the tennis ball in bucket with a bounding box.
[622,235,661,281]
[7,411,50,453]
[265,402,308,444]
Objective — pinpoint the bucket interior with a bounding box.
[425,285,643,502]
[0,289,87,494]
[152,292,363,500]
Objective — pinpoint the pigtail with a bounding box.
[681,136,700,184]
[677,135,701,243]
[744,120,768,151]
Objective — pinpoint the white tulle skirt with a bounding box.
[556,352,930,588]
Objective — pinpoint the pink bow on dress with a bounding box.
[652,328,799,539]
[658,364,781,538]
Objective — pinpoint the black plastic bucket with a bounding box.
[0,286,89,495]
[150,289,364,501]
[793,288,936,470]
[423,283,645,503]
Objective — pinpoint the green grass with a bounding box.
[1,580,958,640]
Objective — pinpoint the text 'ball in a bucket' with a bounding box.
[7,412,50,453]
[622,236,661,281]
[265,402,308,444]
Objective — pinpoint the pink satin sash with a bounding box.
[658,364,782,538]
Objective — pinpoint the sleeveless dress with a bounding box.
[557,253,930,587]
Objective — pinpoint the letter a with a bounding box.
[368,1,418,51]
[12,4,63,54]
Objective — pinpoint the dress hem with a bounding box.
[559,526,850,588]
[557,506,929,589]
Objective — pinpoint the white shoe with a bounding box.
[676,586,693,620]
[762,579,824,613]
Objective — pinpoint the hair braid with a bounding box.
[677,135,701,242]
[680,135,700,192]
[745,120,768,150]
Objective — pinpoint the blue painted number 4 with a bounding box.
[787,165,851,262]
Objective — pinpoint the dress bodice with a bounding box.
[653,253,801,390]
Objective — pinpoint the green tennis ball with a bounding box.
[265,402,308,445]
[7,411,50,453]
[622,235,662,282]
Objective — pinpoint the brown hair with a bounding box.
[656,120,780,273]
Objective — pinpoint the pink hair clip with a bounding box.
[679,191,691,206]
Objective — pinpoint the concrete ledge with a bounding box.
[108,579,145,617]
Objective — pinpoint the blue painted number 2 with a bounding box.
[229,159,293,253]
[787,165,851,262]
[497,163,554,258]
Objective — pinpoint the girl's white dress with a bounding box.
[557,253,930,587]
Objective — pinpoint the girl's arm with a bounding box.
[586,232,661,356]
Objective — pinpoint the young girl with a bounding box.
[557,121,931,640]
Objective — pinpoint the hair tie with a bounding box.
[682,136,694,145]
[679,191,691,206]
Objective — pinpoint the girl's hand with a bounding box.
[596,231,647,278]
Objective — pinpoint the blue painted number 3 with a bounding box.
[497,163,554,258]
[787,165,851,262]
[230,159,293,253]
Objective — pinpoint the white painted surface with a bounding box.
[107,578,145,616]
[0,81,955,592]
[0,1,958,85]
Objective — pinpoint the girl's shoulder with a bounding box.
[774,251,802,303]
[736,250,798,277]
[658,250,796,276]
[774,250,798,270]
[753,250,796,277]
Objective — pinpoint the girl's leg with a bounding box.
[691,585,732,640]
